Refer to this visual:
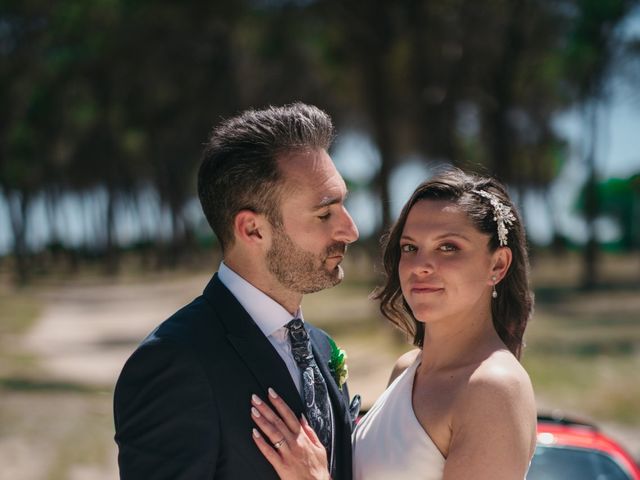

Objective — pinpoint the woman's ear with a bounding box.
[233,210,269,247]
[489,247,513,284]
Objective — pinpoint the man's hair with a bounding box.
[198,102,335,250]
[372,168,533,360]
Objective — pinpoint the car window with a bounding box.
[527,445,632,480]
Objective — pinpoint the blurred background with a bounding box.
[1,0,640,478]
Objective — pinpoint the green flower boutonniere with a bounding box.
[328,337,348,391]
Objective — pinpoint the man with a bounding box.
[114,103,359,479]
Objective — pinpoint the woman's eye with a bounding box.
[401,244,416,253]
[438,243,458,252]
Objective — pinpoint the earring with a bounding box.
[491,275,498,299]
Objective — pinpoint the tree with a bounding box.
[562,0,639,288]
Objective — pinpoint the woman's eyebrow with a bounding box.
[433,232,471,242]
[401,232,471,242]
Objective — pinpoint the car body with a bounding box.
[528,414,640,480]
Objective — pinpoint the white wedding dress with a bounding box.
[352,359,445,480]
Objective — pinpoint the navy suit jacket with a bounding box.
[114,274,354,479]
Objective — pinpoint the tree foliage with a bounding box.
[1,0,638,283]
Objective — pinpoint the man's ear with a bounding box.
[233,210,269,247]
[489,247,513,284]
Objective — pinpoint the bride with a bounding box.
[250,169,537,480]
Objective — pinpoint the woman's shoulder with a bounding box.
[459,349,534,404]
[449,350,538,464]
[453,349,536,428]
[387,348,421,386]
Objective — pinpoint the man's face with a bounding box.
[266,148,359,294]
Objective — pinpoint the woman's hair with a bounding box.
[372,168,533,359]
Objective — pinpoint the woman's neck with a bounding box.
[418,310,503,373]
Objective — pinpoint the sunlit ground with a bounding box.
[0,251,638,479]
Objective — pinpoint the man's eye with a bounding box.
[318,212,331,221]
[400,244,416,253]
[438,243,458,252]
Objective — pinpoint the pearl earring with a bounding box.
[491,275,498,299]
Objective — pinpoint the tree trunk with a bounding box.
[8,190,30,284]
[104,186,119,275]
[582,102,600,290]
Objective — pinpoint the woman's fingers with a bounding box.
[251,399,291,450]
[300,414,322,448]
[252,428,284,468]
[250,393,330,480]
[266,388,305,433]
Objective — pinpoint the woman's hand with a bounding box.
[251,388,330,480]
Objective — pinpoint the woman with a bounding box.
[250,169,537,479]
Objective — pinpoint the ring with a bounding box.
[273,439,286,449]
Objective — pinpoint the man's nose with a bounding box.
[336,206,359,244]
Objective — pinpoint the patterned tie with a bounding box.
[286,318,333,462]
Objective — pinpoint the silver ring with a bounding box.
[273,439,286,449]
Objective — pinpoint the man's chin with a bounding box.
[334,264,345,282]
[296,267,344,294]
[323,265,344,289]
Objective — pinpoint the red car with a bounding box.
[528,414,640,480]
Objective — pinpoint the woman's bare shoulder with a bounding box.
[454,350,536,431]
[387,348,421,386]
[444,352,537,478]
[473,350,533,391]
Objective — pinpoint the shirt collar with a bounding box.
[217,261,304,337]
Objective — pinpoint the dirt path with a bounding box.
[23,275,211,388]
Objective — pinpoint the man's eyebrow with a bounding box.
[312,190,349,210]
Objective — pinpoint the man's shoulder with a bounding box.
[140,295,215,346]
[115,291,231,392]
[306,322,332,347]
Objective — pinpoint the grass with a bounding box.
[523,288,640,426]
[0,391,117,480]
[0,289,43,383]
[0,289,42,336]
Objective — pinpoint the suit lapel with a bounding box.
[309,328,349,426]
[203,275,304,415]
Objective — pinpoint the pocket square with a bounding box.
[349,394,361,424]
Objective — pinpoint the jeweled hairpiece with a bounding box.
[472,189,516,246]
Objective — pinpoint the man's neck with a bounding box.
[223,257,302,316]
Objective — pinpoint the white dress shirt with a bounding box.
[217,261,304,394]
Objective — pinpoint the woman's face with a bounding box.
[398,199,499,325]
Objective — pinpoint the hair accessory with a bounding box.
[472,189,516,246]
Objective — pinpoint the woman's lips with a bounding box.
[410,285,444,294]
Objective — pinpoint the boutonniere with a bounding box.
[328,337,348,391]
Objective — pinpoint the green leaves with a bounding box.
[328,337,348,391]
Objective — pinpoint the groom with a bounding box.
[114,103,359,479]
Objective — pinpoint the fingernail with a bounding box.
[253,428,261,438]
[251,407,261,418]
[268,387,278,398]
[251,394,262,405]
